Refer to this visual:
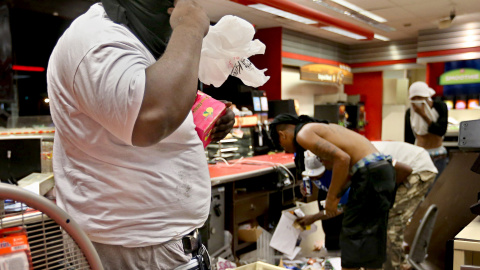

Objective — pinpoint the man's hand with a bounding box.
[411,102,426,116]
[325,196,341,218]
[169,0,209,37]
[210,101,235,142]
[296,214,319,227]
[412,102,432,125]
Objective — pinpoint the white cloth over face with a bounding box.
[198,15,270,87]
[410,100,439,135]
[408,81,438,136]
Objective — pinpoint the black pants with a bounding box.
[340,160,396,269]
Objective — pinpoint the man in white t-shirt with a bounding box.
[47,0,234,269]
[372,141,438,270]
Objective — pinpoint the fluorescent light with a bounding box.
[329,0,387,23]
[248,4,318,24]
[321,26,367,40]
[359,11,387,23]
[312,0,394,32]
[374,34,390,41]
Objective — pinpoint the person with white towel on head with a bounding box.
[404,81,448,176]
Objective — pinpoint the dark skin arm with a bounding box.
[296,210,342,227]
[297,128,350,218]
[394,161,413,185]
[132,0,210,146]
[210,101,235,142]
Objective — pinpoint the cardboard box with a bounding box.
[238,226,263,242]
[229,261,285,270]
[18,173,54,196]
[191,91,226,148]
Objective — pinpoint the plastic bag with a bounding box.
[199,15,270,88]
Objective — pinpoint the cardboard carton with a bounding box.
[192,91,226,148]
[238,226,263,242]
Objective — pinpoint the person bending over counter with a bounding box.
[295,141,436,270]
[270,114,396,270]
[372,141,438,270]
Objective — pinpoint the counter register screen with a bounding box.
[253,96,261,112]
[260,96,269,111]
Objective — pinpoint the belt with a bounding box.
[350,153,392,176]
[176,229,211,270]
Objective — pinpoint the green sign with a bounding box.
[439,68,480,85]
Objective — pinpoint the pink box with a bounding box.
[192,91,226,148]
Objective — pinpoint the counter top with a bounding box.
[209,153,295,186]
[455,216,480,242]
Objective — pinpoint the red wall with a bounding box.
[344,72,383,141]
[426,62,445,96]
[250,27,283,100]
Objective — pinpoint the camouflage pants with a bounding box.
[385,171,436,270]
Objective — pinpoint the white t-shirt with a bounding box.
[47,3,211,247]
[372,141,438,175]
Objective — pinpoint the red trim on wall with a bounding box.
[281,51,345,66]
[349,58,417,68]
[344,72,383,141]
[250,27,283,100]
[12,65,45,72]
[417,46,480,58]
[426,62,444,96]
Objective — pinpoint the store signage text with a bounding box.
[300,64,353,85]
[439,68,480,85]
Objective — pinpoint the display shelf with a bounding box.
[234,115,259,128]
[0,128,55,136]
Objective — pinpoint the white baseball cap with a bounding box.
[302,152,325,177]
[409,81,436,99]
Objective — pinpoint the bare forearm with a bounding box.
[327,157,350,201]
[133,0,209,146]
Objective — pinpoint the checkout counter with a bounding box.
[207,153,298,257]
[454,216,480,269]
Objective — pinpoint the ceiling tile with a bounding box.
[373,7,417,21]
[402,0,454,19]
[333,0,395,10]
[389,0,438,5]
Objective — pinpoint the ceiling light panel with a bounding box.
[374,34,390,41]
[312,0,396,32]
[321,26,367,39]
[249,4,318,24]
[329,0,386,22]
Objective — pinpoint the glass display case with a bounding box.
[206,127,253,162]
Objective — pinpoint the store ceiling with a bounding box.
[8,0,480,45]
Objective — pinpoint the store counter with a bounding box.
[209,153,295,186]
[454,216,480,270]
[207,153,298,257]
